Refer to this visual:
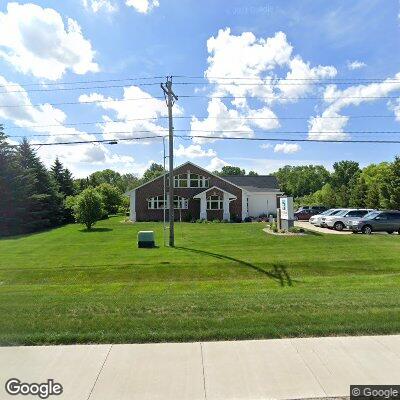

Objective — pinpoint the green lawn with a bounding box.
[1,217,400,346]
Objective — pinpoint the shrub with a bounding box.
[73,188,104,230]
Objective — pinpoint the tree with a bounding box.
[51,158,75,197]
[314,183,337,208]
[0,127,31,235]
[331,161,360,189]
[248,170,259,176]
[96,183,123,215]
[384,156,400,209]
[274,165,330,198]
[73,188,104,230]
[365,181,381,209]
[17,139,63,231]
[349,175,368,207]
[141,163,165,183]
[215,166,246,176]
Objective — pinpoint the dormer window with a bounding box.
[174,171,210,188]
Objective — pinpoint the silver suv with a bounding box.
[324,209,374,231]
[349,210,400,234]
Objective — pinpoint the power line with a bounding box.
[2,114,398,131]
[0,76,166,89]
[4,80,400,94]
[7,129,400,139]
[174,75,400,82]
[2,94,400,109]
[11,134,400,147]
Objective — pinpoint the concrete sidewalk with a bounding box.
[2,335,400,399]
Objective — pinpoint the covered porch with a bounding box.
[193,186,237,221]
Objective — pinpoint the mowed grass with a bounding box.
[1,217,400,346]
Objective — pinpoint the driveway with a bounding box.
[295,221,352,234]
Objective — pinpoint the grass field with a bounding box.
[1,217,400,346]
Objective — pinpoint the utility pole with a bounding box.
[161,76,178,247]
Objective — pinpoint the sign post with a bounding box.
[279,196,294,231]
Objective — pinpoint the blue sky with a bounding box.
[0,0,399,177]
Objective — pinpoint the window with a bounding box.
[207,195,223,210]
[148,196,167,210]
[174,196,188,209]
[173,172,210,188]
[174,174,188,188]
[148,195,188,209]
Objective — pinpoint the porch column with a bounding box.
[130,190,136,222]
[199,193,207,220]
[223,192,230,221]
[241,191,248,220]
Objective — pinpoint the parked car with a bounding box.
[294,206,327,221]
[348,210,400,234]
[323,209,374,231]
[309,208,345,227]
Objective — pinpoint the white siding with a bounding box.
[247,193,278,217]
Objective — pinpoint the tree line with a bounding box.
[274,159,400,209]
[0,127,167,235]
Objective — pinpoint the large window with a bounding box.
[207,195,223,210]
[174,172,210,188]
[148,195,188,209]
[174,174,188,188]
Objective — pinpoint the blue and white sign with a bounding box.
[280,197,294,220]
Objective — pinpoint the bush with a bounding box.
[73,188,104,230]
[211,219,221,223]
[270,221,278,233]
[243,217,252,223]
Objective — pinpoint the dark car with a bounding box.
[350,210,400,234]
[294,205,327,221]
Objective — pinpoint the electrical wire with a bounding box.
[9,134,400,147]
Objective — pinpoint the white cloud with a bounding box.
[206,157,228,171]
[174,144,216,159]
[195,29,336,143]
[347,60,366,70]
[125,0,159,13]
[190,98,253,143]
[308,73,400,140]
[82,0,117,13]
[389,98,400,121]
[277,56,336,100]
[0,75,139,176]
[260,143,272,149]
[78,85,183,141]
[274,142,301,154]
[0,3,99,80]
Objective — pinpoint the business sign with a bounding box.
[280,196,294,220]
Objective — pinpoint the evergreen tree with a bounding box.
[50,158,75,223]
[17,139,63,231]
[0,128,31,235]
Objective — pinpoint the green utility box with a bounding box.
[138,231,155,248]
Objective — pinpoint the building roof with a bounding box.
[222,175,280,192]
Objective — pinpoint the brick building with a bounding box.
[127,162,282,222]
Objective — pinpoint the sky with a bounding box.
[0,0,400,177]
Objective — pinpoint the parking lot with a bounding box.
[296,221,398,235]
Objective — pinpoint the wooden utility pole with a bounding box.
[161,76,178,247]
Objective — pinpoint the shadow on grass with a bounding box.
[175,246,293,286]
[79,227,113,233]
